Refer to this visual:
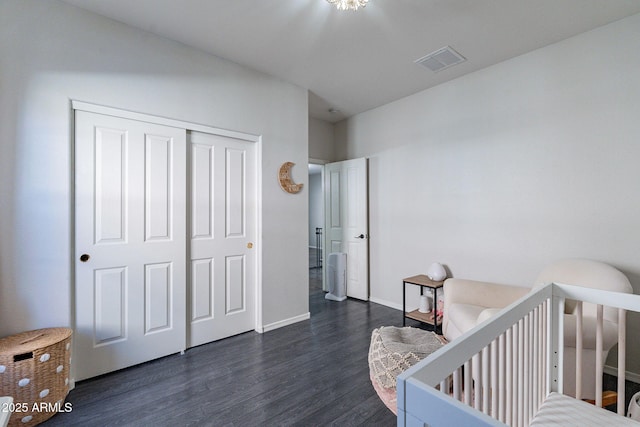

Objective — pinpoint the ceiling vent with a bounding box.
[415,46,466,73]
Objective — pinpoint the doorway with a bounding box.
[308,158,370,302]
[308,162,324,296]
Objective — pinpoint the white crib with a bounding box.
[397,282,640,426]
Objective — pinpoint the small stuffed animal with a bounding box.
[436,299,444,321]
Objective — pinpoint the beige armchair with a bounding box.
[443,259,633,400]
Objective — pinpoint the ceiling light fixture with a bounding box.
[327,0,368,11]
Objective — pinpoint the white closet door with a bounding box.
[75,110,186,381]
[188,131,256,347]
[324,158,369,300]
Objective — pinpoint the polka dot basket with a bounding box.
[0,328,72,426]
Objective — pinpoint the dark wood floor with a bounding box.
[44,254,400,426]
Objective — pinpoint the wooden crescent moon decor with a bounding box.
[278,162,304,194]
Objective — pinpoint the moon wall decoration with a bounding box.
[278,162,304,194]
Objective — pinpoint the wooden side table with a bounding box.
[402,274,445,334]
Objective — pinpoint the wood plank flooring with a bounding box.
[44,262,400,426]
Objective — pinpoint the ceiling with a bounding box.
[61,0,640,123]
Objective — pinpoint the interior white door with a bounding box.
[188,131,256,347]
[324,158,369,300]
[74,110,186,381]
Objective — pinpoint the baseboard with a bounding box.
[604,364,640,384]
[369,296,403,312]
[259,312,311,333]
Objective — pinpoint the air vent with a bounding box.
[415,46,466,73]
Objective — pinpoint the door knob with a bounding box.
[355,234,365,239]
[80,254,90,262]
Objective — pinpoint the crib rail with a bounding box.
[397,282,640,427]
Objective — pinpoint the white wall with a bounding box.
[309,117,336,162]
[0,0,309,335]
[336,14,640,374]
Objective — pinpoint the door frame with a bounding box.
[70,100,263,383]
[308,158,327,291]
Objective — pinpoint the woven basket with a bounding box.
[368,326,446,414]
[0,328,72,426]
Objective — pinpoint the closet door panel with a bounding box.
[75,110,186,381]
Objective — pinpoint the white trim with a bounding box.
[258,312,310,333]
[308,158,328,165]
[604,364,640,384]
[71,100,259,143]
[254,136,264,334]
[369,296,403,311]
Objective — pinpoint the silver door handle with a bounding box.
[355,234,366,239]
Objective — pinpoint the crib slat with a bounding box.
[528,312,534,423]
[543,298,549,397]
[517,318,524,427]
[618,308,626,415]
[540,300,546,402]
[506,327,513,426]
[596,304,603,407]
[539,302,545,409]
[491,339,498,418]
[482,346,490,414]
[453,366,462,401]
[513,323,520,426]
[474,353,482,410]
[499,333,506,423]
[576,301,583,401]
[464,359,472,406]
[532,307,539,416]
[523,315,530,427]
